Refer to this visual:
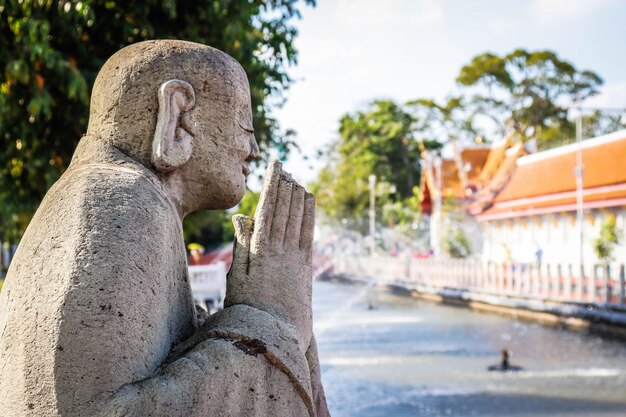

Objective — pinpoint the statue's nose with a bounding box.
[247,137,260,162]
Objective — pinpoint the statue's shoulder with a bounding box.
[60,162,167,205]
[20,159,180,261]
[45,136,174,216]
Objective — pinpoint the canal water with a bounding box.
[313,281,626,417]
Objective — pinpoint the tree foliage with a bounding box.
[0,0,314,243]
[184,190,260,249]
[311,100,441,232]
[593,214,622,263]
[456,49,608,148]
[313,48,622,244]
[406,96,481,145]
[443,226,472,259]
[221,189,260,241]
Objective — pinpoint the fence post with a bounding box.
[543,264,551,298]
[591,265,598,303]
[492,262,497,291]
[463,260,468,288]
[493,262,498,292]
[492,263,497,292]
[459,260,464,287]
[577,264,585,301]
[474,260,479,290]
[617,264,626,305]
[502,264,508,293]
[452,260,456,287]
[459,259,469,288]
[605,264,612,304]
[534,264,541,297]
[555,264,563,300]
[504,263,509,293]
[537,264,544,297]
[415,258,420,284]
[451,260,455,286]
[566,264,573,301]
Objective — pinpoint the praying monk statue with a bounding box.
[0,40,329,417]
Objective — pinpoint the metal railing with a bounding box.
[334,256,626,306]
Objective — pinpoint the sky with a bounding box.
[269,0,626,188]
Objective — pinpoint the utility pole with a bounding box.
[432,156,443,258]
[368,174,376,255]
[575,103,584,300]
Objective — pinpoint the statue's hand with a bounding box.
[225,161,314,352]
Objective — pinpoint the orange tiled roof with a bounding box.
[461,148,491,185]
[478,130,626,219]
[440,159,463,198]
[423,147,491,201]
[468,142,527,214]
[475,139,512,187]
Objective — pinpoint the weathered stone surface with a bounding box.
[0,40,328,416]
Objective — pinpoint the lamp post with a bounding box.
[368,174,376,255]
[573,104,626,299]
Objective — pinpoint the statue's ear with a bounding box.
[151,79,196,173]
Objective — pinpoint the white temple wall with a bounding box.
[480,207,626,265]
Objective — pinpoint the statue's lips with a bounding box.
[242,163,251,176]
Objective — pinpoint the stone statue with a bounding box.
[0,40,329,417]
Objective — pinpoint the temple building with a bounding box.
[474,129,626,265]
[422,129,626,265]
[420,145,492,256]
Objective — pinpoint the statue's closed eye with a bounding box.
[238,122,254,134]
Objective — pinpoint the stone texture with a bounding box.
[0,40,328,416]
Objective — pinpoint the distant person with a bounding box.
[488,349,523,372]
[534,245,543,269]
[187,243,206,265]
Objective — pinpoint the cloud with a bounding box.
[334,0,443,28]
[488,16,522,36]
[529,0,617,26]
[295,37,346,67]
[583,81,626,109]
[487,0,618,37]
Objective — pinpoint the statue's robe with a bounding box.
[0,137,328,416]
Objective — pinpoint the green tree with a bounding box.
[456,49,605,148]
[221,189,260,241]
[533,111,625,150]
[593,214,622,264]
[443,226,472,259]
[184,190,260,250]
[406,96,482,145]
[311,100,440,232]
[0,0,314,243]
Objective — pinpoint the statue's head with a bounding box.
[86,40,259,213]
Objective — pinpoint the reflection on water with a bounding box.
[313,281,626,417]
